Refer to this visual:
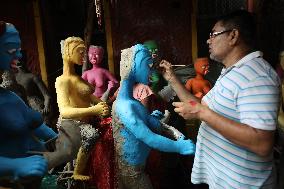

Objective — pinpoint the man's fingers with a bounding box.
[172,101,183,108]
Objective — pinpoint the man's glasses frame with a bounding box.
[209,29,233,39]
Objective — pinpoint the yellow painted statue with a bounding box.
[43,37,109,180]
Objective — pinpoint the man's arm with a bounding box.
[159,60,199,102]
[173,101,275,157]
[201,106,274,157]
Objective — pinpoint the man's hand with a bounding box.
[172,100,206,120]
[159,60,175,82]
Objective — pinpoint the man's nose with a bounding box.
[206,38,211,44]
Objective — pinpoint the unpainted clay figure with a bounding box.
[185,57,211,99]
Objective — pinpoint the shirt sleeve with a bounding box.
[237,77,280,130]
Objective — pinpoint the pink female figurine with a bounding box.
[82,45,118,99]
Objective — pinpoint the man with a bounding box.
[160,10,280,188]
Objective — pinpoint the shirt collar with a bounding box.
[220,51,262,76]
[234,51,263,68]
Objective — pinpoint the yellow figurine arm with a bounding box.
[90,94,102,105]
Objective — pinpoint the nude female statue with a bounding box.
[0,21,57,188]
[43,37,109,181]
[82,45,118,101]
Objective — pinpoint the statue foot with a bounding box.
[72,174,90,181]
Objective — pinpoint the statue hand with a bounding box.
[42,105,51,115]
[176,138,196,155]
[160,122,185,140]
[194,92,203,99]
[160,110,170,123]
[107,81,117,90]
[11,155,48,180]
[150,110,164,120]
[92,102,110,117]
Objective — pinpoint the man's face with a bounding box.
[207,21,232,63]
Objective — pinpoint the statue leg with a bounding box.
[72,147,91,181]
[72,123,99,181]
[116,154,153,189]
[43,119,82,169]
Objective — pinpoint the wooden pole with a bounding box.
[82,0,96,73]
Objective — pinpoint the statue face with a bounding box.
[68,42,86,65]
[88,46,104,65]
[194,58,209,76]
[0,23,22,71]
[133,45,153,85]
[144,40,158,59]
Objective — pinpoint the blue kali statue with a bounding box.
[112,44,195,189]
[0,22,57,187]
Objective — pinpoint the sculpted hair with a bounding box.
[63,36,84,58]
[218,10,256,48]
[120,46,135,80]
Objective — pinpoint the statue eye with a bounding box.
[79,50,85,55]
[149,63,153,68]
[7,48,20,55]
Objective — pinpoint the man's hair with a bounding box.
[218,10,256,48]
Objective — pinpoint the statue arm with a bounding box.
[147,113,162,132]
[149,110,184,140]
[90,93,103,104]
[121,110,195,155]
[203,85,211,95]
[81,71,88,81]
[185,78,193,91]
[116,104,195,154]
[33,123,57,141]
[33,76,51,114]
[0,155,47,180]
[106,71,118,84]
[105,70,119,90]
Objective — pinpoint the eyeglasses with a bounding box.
[209,29,233,39]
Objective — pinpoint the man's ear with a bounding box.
[229,29,239,46]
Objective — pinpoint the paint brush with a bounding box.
[171,64,187,67]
